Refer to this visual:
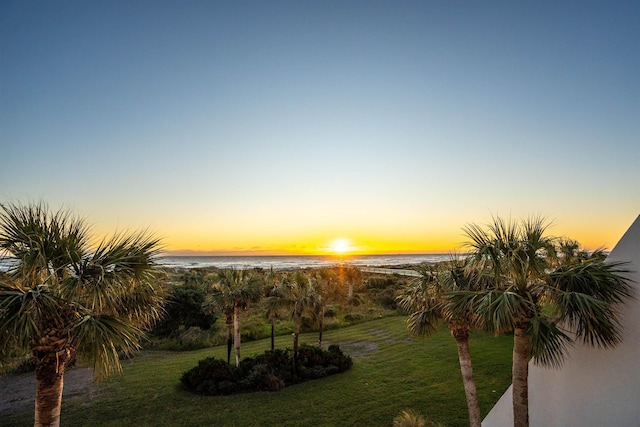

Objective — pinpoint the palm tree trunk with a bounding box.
[270,317,275,352]
[318,306,325,347]
[452,328,482,427]
[512,326,531,427]
[34,351,67,427]
[225,313,233,364]
[293,321,301,375]
[233,305,241,367]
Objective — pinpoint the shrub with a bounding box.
[180,357,237,395]
[324,305,338,318]
[366,277,398,289]
[344,313,364,323]
[393,410,426,427]
[153,286,216,337]
[371,288,398,309]
[348,295,363,306]
[2,355,35,375]
[181,345,352,396]
[151,326,218,351]
[239,363,285,391]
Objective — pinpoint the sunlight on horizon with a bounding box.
[328,238,352,255]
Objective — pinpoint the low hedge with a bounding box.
[180,344,352,395]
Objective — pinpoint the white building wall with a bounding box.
[483,215,640,427]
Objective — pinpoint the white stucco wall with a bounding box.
[483,215,640,427]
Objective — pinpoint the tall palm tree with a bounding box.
[343,265,362,300]
[0,202,164,427]
[275,271,317,372]
[452,215,632,427]
[397,261,486,427]
[311,268,338,347]
[212,268,261,367]
[263,268,282,352]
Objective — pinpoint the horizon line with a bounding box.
[159,249,458,257]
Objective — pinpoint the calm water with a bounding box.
[157,254,450,270]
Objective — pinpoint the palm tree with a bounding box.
[275,271,317,372]
[343,265,362,300]
[263,268,282,352]
[0,202,164,427]
[211,268,261,367]
[397,260,486,427]
[311,268,338,347]
[453,215,632,427]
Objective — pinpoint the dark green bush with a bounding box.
[371,288,398,309]
[239,363,285,391]
[181,345,352,396]
[324,305,338,318]
[154,287,216,337]
[180,357,237,395]
[344,312,364,323]
[150,325,218,351]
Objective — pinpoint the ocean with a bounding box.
[0,254,451,272]
[157,254,451,270]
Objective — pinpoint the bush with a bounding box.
[180,357,238,395]
[181,345,352,396]
[348,295,363,306]
[324,305,338,318]
[239,363,285,391]
[371,288,398,310]
[1,355,35,375]
[344,313,364,323]
[153,287,216,337]
[366,277,399,289]
[151,326,218,351]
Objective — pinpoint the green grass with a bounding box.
[4,316,512,426]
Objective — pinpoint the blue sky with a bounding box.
[1,1,639,254]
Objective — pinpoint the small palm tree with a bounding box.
[452,215,632,427]
[397,260,487,427]
[343,265,362,299]
[211,268,261,367]
[263,268,283,352]
[274,271,317,372]
[0,202,164,427]
[311,268,339,347]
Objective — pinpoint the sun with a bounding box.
[329,238,352,255]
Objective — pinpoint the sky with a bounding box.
[1,1,639,256]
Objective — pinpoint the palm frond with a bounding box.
[456,289,528,334]
[529,315,571,368]
[0,202,90,280]
[406,307,441,337]
[0,202,166,381]
[0,284,66,350]
[556,292,624,348]
[549,260,633,305]
[73,314,144,380]
[547,258,633,348]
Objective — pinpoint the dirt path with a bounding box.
[0,368,96,417]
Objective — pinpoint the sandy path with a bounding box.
[0,368,96,417]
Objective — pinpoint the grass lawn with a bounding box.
[4,316,512,426]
